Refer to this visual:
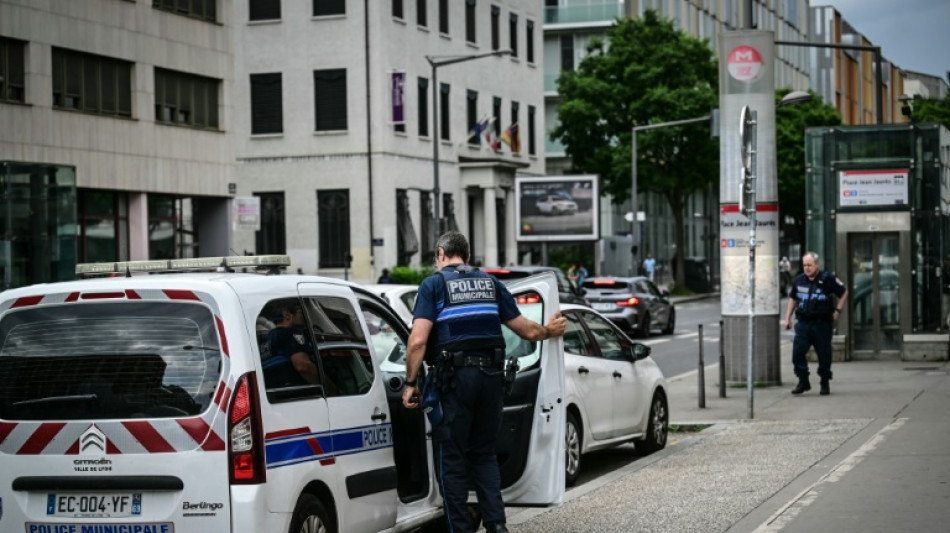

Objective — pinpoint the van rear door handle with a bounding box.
[613,371,622,379]
[371,412,387,421]
[578,366,589,374]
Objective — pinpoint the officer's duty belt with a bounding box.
[443,349,505,368]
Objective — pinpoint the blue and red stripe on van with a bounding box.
[264,424,393,469]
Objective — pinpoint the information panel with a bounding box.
[838,169,909,207]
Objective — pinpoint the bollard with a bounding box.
[698,324,705,408]
[719,319,726,398]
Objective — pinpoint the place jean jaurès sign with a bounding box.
[838,169,909,208]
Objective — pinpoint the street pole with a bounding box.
[744,108,757,419]
[631,115,711,278]
[427,49,512,250]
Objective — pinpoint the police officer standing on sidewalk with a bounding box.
[783,252,848,396]
[402,231,566,533]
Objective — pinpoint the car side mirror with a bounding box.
[633,343,651,360]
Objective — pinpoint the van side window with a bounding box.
[302,296,376,397]
[257,297,325,401]
[361,306,408,370]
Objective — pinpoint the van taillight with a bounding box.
[228,373,265,484]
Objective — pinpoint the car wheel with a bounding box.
[565,410,583,486]
[639,312,651,338]
[290,494,333,533]
[635,393,668,455]
[662,308,676,335]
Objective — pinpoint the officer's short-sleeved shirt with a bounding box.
[413,265,521,324]
[791,270,846,316]
[262,326,313,386]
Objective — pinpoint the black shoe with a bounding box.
[791,380,811,395]
[820,380,830,395]
[485,524,509,533]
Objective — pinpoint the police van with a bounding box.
[0,256,566,533]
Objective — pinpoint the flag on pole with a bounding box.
[466,115,491,146]
[501,123,520,153]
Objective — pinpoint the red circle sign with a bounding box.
[727,45,764,82]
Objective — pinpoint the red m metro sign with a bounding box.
[727,45,764,82]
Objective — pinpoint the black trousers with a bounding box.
[792,319,834,381]
[433,365,506,533]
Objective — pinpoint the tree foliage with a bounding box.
[909,72,950,128]
[550,11,718,285]
[775,89,841,243]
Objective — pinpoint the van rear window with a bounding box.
[0,302,222,421]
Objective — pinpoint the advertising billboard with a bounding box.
[515,175,599,241]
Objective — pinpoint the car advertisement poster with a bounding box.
[516,175,599,241]
[838,169,909,207]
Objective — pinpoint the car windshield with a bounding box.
[0,301,222,421]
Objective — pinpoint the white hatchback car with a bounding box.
[362,284,418,326]
[0,256,567,533]
[555,303,669,486]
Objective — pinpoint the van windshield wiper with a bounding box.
[182,345,220,351]
[14,394,97,406]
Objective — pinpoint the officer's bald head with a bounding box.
[437,231,470,263]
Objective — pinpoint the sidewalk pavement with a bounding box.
[507,291,950,532]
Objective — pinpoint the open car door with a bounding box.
[495,272,566,506]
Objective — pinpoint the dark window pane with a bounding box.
[313,0,345,16]
[527,19,535,63]
[251,73,283,134]
[439,83,450,141]
[314,69,347,131]
[249,0,280,20]
[154,67,219,128]
[528,105,536,155]
[256,192,286,254]
[418,77,429,137]
[318,190,350,268]
[509,13,518,57]
[392,0,403,19]
[0,38,26,102]
[416,0,426,26]
[465,0,476,43]
[467,89,478,144]
[491,6,500,50]
[439,0,448,33]
[153,0,217,22]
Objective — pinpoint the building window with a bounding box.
[439,0,449,33]
[154,68,220,129]
[148,195,177,260]
[418,77,429,137]
[526,20,535,63]
[560,34,574,72]
[153,0,217,23]
[392,0,403,19]
[249,0,280,21]
[78,190,128,263]
[255,192,285,254]
[439,83,450,141]
[492,96,501,142]
[52,48,132,118]
[313,0,345,17]
[250,73,283,134]
[491,5,500,51]
[314,69,347,131]
[466,89,478,144]
[318,189,350,268]
[465,0,476,44]
[0,37,25,103]
[528,104,536,155]
[417,0,427,27]
[509,13,518,58]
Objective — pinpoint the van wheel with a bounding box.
[290,494,333,533]
[565,410,583,486]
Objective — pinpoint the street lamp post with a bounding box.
[631,115,712,276]
[426,49,512,249]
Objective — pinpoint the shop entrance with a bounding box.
[849,232,901,358]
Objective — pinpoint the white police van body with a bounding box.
[0,257,565,533]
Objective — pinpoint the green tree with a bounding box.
[550,12,718,286]
[775,88,840,253]
[908,72,950,128]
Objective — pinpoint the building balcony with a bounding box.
[544,2,624,26]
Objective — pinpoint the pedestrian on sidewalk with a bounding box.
[643,254,656,282]
[783,252,848,396]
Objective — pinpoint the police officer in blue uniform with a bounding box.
[263,303,321,387]
[402,231,566,533]
[784,252,848,395]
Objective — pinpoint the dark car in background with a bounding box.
[481,266,589,306]
[580,276,675,337]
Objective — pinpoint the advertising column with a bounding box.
[719,31,781,385]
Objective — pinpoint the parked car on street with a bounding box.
[581,276,675,337]
[535,194,578,216]
[554,303,669,486]
[481,265,589,306]
[363,283,418,326]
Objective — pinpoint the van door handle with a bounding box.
[371,412,387,421]
[578,366,589,374]
[613,371,622,379]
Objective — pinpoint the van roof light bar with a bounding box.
[76,255,292,276]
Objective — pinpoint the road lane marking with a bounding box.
[642,338,671,346]
[751,417,908,532]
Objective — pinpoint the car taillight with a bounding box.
[593,280,616,286]
[616,297,640,307]
[517,292,541,305]
[229,372,265,484]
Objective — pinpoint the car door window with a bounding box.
[257,297,326,402]
[563,312,595,357]
[302,296,376,397]
[361,306,408,372]
[581,311,628,361]
[643,280,661,297]
[399,290,418,313]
